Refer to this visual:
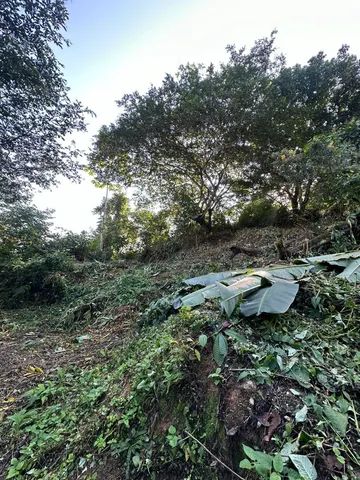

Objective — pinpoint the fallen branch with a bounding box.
[229,245,261,259]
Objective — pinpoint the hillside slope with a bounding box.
[0,225,359,480]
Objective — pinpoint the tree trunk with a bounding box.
[206,208,213,232]
[99,184,109,254]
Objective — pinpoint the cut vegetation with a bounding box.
[1,238,359,480]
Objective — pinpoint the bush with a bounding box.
[238,199,292,227]
[0,252,73,308]
[49,231,99,261]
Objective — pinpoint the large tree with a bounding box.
[0,0,89,201]
[90,35,360,224]
[0,202,53,261]
[251,46,360,211]
[90,35,282,231]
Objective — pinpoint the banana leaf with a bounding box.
[184,270,244,286]
[266,264,315,280]
[301,250,360,266]
[337,258,360,282]
[216,276,265,317]
[240,281,299,317]
[179,251,359,315]
[179,283,221,307]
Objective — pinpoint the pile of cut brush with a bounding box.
[176,251,360,317]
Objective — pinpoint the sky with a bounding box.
[34,0,360,232]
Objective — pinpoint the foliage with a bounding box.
[90,34,360,223]
[238,199,291,228]
[1,309,215,479]
[266,131,359,214]
[139,293,178,327]
[94,189,137,260]
[89,34,284,231]
[0,0,89,201]
[178,251,360,316]
[240,445,286,479]
[50,230,98,261]
[0,203,54,261]
[212,332,228,366]
[132,208,171,255]
[1,250,360,479]
[0,252,73,308]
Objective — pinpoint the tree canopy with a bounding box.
[0,203,53,261]
[0,0,89,201]
[90,35,360,229]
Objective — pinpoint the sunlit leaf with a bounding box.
[289,454,317,480]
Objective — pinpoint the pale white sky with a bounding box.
[34,0,360,232]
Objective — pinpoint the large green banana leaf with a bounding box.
[301,250,360,266]
[216,276,265,317]
[179,250,360,317]
[337,258,360,282]
[184,270,244,286]
[240,281,299,317]
[180,284,221,307]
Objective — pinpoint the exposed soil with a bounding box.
[157,224,324,279]
[0,305,137,417]
[223,379,258,436]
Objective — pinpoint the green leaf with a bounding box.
[6,468,20,480]
[132,455,141,467]
[179,284,221,307]
[338,258,360,282]
[303,250,360,266]
[289,454,317,480]
[295,405,308,423]
[243,444,258,460]
[323,406,348,436]
[294,330,308,340]
[198,334,208,347]
[263,264,315,280]
[240,281,299,317]
[213,333,228,366]
[280,441,299,459]
[273,453,284,473]
[287,468,302,480]
[225,328,246,343]
[270,473,282,480]
[287,365,310,387]
[336,396,350,414]
[216,276,263,317]
[184,271,242,286]
[239,458,252,470]
[168,425,176,434]
[169,436,178,447]
[243,445,273,469]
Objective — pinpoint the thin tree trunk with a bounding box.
[207,208,213,232]
[99,184,109,253]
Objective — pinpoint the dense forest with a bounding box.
[0,1,359,480]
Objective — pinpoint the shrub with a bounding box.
[238,199,274,227]
[50,231,97,261]
[238,199,292,228]
[274,204,293,226]
[0,252,73,308]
